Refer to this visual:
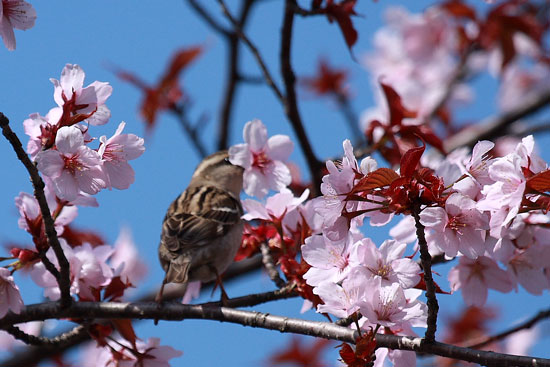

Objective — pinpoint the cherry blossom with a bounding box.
[448,256,514,307]
[23,108,62,158]
[314,275,368,318]
[98,121,145,190]
[110,227,147,286]
[229,119,293,198]
[15,181,78,236]
[51,64,113,126]
[421,193,488,259]
[0,267,24,317]
[498,62,550,113]
[35,126,106,201]
[117,338,183,367]
[242,188,309,237]
[302,233,355,286]
[351,238,420,288]
[0,0,36,51]
[359,279,425,328]
[30,240,114,301]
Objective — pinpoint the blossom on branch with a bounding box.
[35,126,106,201]
[0,0,36,50]
[98,121,145,190]
[0,267,24,317]
[229,119,293,198]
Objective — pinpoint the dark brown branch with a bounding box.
[216,0,285,103]
[0,112,72,307]
[335,92,363,146]
[260,242,286,288]
[4,324,87,347]
[1,301,549,367]
[280,0,323,193]
[445,89,550,151]
[412,205,439,342]
[217,0,256,150]
[170,104,208,158]
[467,307,550,350]
[186,0,230,37]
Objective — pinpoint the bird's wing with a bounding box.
[161,185,243,255]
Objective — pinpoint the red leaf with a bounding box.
[400,143,426,180]
[104,276,131,301]
[61,225,105,248]
[338,343,358,365]
[414,273,451,294]
[269,336,331,367]
[380,82,417,127]
[527,170,550,192]
[440,0,477,20]
[302,59,348,96]
[352,168,399,193]
[111,319,137,349]
[323,0,359,51]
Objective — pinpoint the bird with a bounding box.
[156,150,244,304]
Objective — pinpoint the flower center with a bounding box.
[252,151,271,172]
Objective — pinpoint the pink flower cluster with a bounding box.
[26,64,145,202]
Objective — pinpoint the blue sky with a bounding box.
[1,1,549,365]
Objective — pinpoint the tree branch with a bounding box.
[186,0,230,37]
[260,242,286,288]
[1,301,549,367]
[445,89,550,151]
[216,0,285,103]
[280,0,323,193]
[170,104,209,158]
[412,205,439,342]
[217,0,256,150]
[4,324,87,347]
[0,112,72,307]
[467,307,550,350]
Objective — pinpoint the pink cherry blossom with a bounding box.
[30,240,114,301]
[229,119,293,198]
[51,64,113,126]
[506,245,550,295]
[110,227,147,286]
[15,180,78,236]
[0,321,42,351]
[117,338,183,367]
[448,256,514,307]
[421,193,488,259]
[0,0,36,50]
[464,140,495,186]
[98,122,145,190]
[498,63,550,113]
[35,126,106,201]
[0,267,24,317]
[242,189,309,223]
[302,233,355,286]
[351,238,420,288]
[314,275,368,318]
[23,108,62,158]
[359,278,425,328]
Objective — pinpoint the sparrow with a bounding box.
[156,150,244,303]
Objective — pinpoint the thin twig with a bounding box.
[445,89,550,151]
[412,204,439,343]
[280,0,323,193]
[170,104,208,158]
[186,0,230,37]
[217,0,256,150]
[260,242,286,288]
[1,301,549,367]
[0,112,72,307]
[467,307,550,350]
[216,0,285,103]
[335,92,363,146]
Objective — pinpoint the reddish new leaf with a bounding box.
[352,168,399,193]
[322,0,359,51]
[380,82,417,127]
[526,169,550,193]
[111,319,137,349]
[414,273,451,294]
[400,143,426,180]
[61,225,105,248]
[302,59,348,96]
[269,336,331,367]
[440,0,477,20]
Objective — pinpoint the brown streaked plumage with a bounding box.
[156,151,244,303]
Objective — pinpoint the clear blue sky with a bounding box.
[1,1,549,365]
